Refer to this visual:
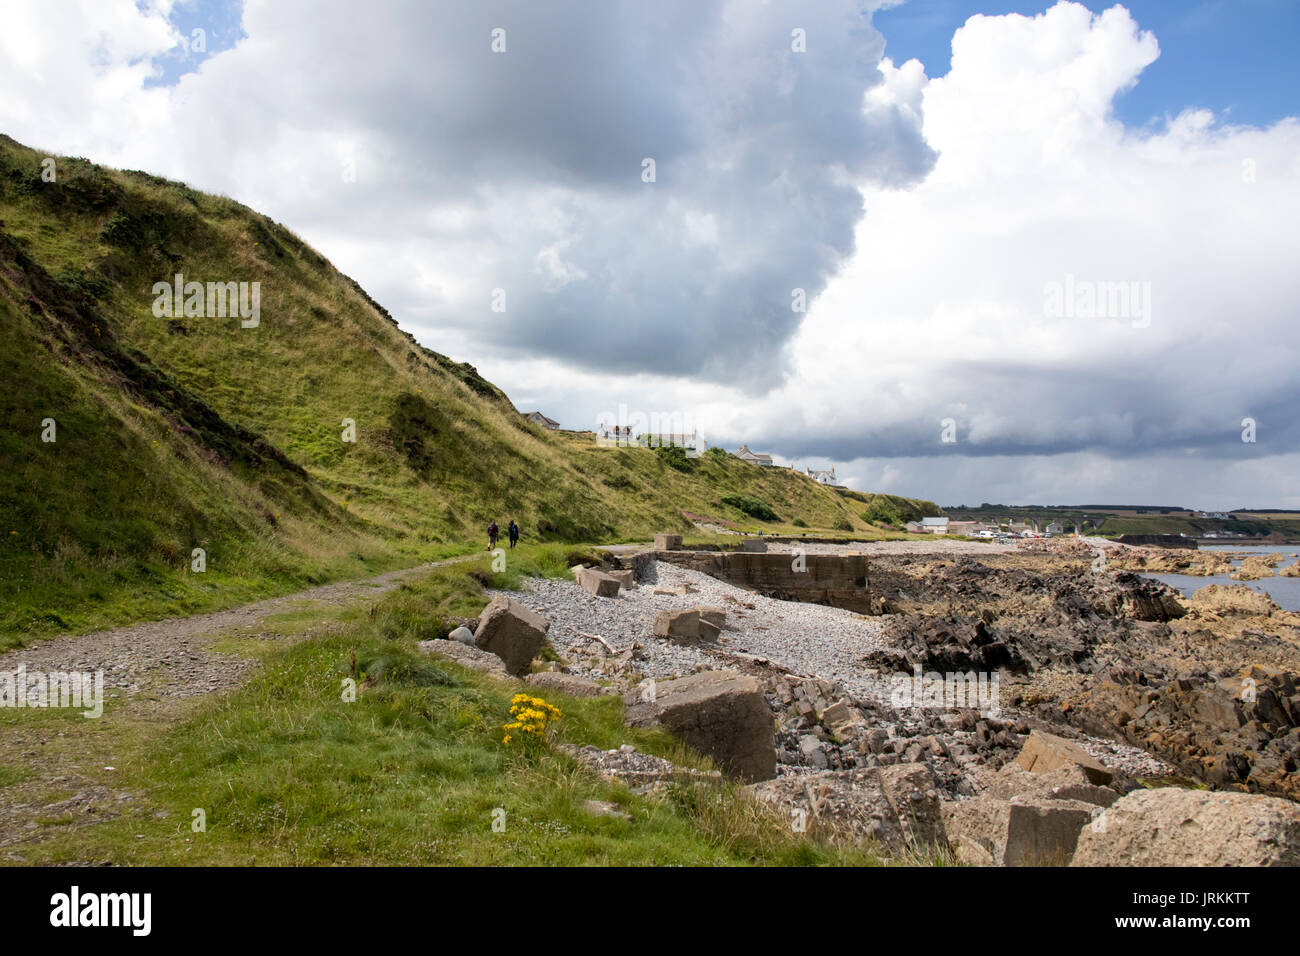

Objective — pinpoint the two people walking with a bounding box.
[488,519,520,549]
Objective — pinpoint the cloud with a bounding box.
[694,2,1300,473]
[1,0,1296,507]
[0,0,936,385]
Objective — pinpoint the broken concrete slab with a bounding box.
[623,670,776,781]
[606,569,636,589]
[575,565,620,597]
[654,608,701,643]
[473,594,551,677]
[941,795,1096,866]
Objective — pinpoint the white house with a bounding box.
[805,465,837,485]
[920,516,949,534]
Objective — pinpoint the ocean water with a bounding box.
[1141,545,1300,612]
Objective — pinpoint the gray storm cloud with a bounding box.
[188,0,936,385]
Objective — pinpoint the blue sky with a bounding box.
[873,0,1300,128]
[158,1,1300,130]
[145,0,245,87]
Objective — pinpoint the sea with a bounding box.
[1141,544,1300,612]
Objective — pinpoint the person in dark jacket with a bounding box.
[507,520,519,549]
[487,520,499,549]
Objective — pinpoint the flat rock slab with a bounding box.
[419,639,517,682]
[653,584,691,596]
[1016,729,1113,785]
[524,671,612,697]
[623,670,776,781]
[983,762,1119,808]
[474,594,551,676]
[1072,787,1300,866]
[560,743,722,793]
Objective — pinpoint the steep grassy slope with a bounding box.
[0,135,936,643]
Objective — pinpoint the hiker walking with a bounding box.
[508,520,519,549]
[488,519,499,550]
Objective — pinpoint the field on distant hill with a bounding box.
[940,503,1300,539]
[0,135,936,645]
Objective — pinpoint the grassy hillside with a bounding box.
[0,135,935,645]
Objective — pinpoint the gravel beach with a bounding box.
[492,559,891,696]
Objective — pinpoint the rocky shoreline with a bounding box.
[421,538,1300,865]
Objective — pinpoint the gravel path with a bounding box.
[492,560,891,696]
[0,560,462,701]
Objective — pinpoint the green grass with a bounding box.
[10,570,917,866]
[0,133,937,648]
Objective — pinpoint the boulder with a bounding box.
[941,796,1097,866]
[1072,787,1300,867]
[419,639,515,681]
[473,595,550,676]
[653,609,701,643]
[654,533,684,551]
[1188,584,1280,617]
[623,670,776,781]
[739,538,768,553]
[448,625,476,646]
[820,699,864,739]
[1015,730,1113,785]
[575,565,620,597]
[524,672,608,697]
